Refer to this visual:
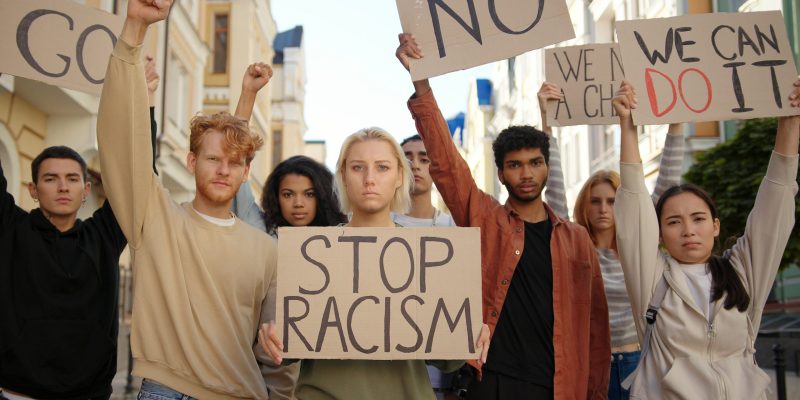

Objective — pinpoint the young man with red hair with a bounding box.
[96,1,296,398]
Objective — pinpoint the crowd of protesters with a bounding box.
[1,1,798,399]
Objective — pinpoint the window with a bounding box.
[213,14,229,74]
[272,130,283,167]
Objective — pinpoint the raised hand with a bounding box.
[242,62,273,94]
[537,82,563,134]
[537,82,563,106]
[396,33,423,72]
[612,80,638,121]
[122,0,172,46]
[127,0,172,26]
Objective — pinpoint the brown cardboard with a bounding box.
[396,0,575,80]
[545,43,625,126]
[0,0,124,96]
[276,226,482,360]
[615,11,800,125]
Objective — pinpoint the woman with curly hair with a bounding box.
[233,155,347,236]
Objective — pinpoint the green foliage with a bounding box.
[684,118,800,268]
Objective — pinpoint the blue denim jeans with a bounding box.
[608,350,641,400]
[137,379,197,400]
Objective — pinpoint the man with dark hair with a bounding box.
[0,55,161,400]
[394,134,455,228]
[30,146,89,185]
[397,34,610,399]
[490,126,550,169]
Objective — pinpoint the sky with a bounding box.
[270,0,493,168]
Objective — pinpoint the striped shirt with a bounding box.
[545,132,685,347]
[596,248,638,347]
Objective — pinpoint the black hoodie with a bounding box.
[0,171,126,399]
[0,108,157,399]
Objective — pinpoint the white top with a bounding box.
[682,263,715,321]
[193,207,236,227]
[391,209,455,227]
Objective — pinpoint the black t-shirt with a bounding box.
[483,219,554,388]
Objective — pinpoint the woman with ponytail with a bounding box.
[611,78,800,399]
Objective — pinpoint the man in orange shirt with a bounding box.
[397,34,611,399]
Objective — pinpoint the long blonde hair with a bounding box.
[573,170,621,248]
[334,127,411,214]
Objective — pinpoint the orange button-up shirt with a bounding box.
[408,89,611,399]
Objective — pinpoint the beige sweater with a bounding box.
[614,152,798,400]
[98,40,297,399]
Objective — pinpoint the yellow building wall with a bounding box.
[0,91,48,211]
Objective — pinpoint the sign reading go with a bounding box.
[0,0,124,96]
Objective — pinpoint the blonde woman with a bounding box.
[613,79,799,399]
[259,127,490,400]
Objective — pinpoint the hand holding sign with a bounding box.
[396,33,424,73]
[537,81,563,132]
[611,80,639,121]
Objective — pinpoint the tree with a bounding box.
[684,118,800,268]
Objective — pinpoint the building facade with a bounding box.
[0,0,311,208]
[457,0,798,213]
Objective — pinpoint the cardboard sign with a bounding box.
[545,44,625,126]
[396,0,575,80]
[0,0,124,96]
[616,11,800,125]
[276,227,482,360]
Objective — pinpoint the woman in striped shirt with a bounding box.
[537,82,685,400]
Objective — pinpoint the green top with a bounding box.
[295,359,464,400]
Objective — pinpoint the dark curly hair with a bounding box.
[492,126,550,170]
[260,155,347,235]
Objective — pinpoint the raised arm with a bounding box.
[612,81,663,326]
[97,0,171,248]
[234,62,273,122]
[651,123,685,204]
[538,82,569,220]
[230,63,271,231]
[731,79,800,326]
[398,34,499,226]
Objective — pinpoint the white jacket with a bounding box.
[614,152,798,399]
